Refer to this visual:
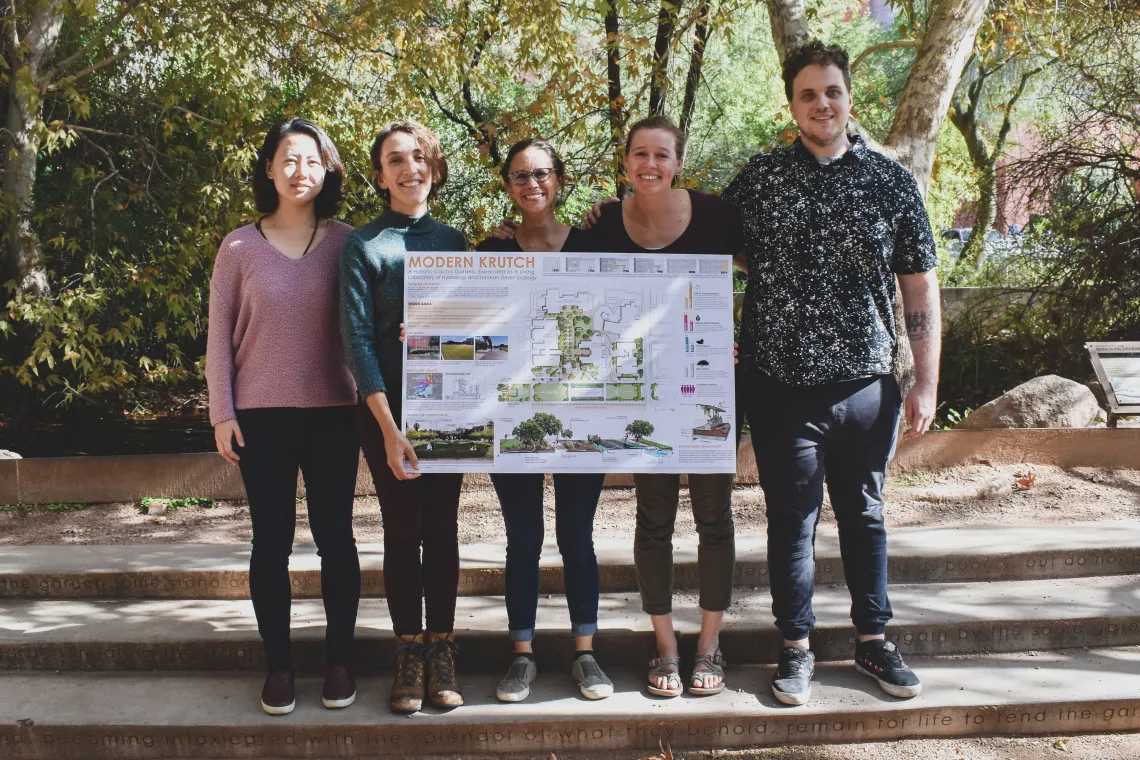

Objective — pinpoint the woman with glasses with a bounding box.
[477,139,612,703]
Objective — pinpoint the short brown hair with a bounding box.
[369,121,449,202]
[782,40,851,102]
[625,115,687,160]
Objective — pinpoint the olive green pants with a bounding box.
[633,473,736,616]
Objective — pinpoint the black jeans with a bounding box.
[235,405,361,671]
[357,401,463,636]
[490,473,605,641]
[740,367,901,641]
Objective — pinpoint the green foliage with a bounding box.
[137,496,215,513]
[511,419,546,447]
[0,501,87,514]
[937,4,1140,418]
[625,419,654,442]
[2,0,1133,423]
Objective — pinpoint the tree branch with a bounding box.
[47,0,137,79]
[455,0,502,167]
[649,0,683,116]
[680,0,712,135]
[424,83,473,131]
[88,85,224,126]
[993,67,1041,158]
[5,0,18,52]
[850,39,920,72]
[52,44,137,87]
[602,0,627,197]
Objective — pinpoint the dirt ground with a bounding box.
[3,463,1139,546]
[530,733,1140,759]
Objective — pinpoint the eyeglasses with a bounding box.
[508,168,556,186]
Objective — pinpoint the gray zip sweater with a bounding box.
[339,209,467,400]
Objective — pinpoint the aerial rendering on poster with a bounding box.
[401,252,736,473]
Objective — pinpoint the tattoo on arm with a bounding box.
[905,310,934,342]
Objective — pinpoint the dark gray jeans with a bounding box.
[633,473,735,615]
[741,366,902,641]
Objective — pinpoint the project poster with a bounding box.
[401,251,736,474]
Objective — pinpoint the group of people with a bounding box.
[205,40,942,717]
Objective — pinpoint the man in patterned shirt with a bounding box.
[721,40,941,706]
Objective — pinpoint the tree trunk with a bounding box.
[602,1,629,197]
[2,0,64,298]
[765,0,812,64]
[965,165,998,266]
[648,0,682,116]
[679,0,712,136]
[883,0,986,397]
[884,0,988,195]
[951,66,1038,268]
[948,82,994,266]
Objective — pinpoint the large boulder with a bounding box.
[0,450,20,459]
[959,375,1104,429]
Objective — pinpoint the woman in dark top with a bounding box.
[585,116,741,698]
[340,121,467,714]
[476,139,612,702]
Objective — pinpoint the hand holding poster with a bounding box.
[401,252,736,473]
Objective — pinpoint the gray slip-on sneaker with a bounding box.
[496,655,538,703]
[772,645,815,706]
[572,653,614,700]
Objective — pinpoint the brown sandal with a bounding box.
[689,650,727,696]
[647,655,683,697]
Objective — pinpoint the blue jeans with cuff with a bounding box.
[491,472,605,642]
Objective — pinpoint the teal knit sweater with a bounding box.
[339,210,467,399]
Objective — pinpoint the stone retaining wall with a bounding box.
[1,429,1136,505]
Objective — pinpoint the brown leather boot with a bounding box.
[425,632,464,708]
[390,634,425,713]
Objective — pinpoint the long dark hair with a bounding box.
[253,118,346,218]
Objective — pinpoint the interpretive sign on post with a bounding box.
[1086,342,1140,428]
[402,252,737,473]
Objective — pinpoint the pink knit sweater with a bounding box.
[206,222,357,425]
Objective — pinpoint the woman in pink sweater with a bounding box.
[206,119,360,716]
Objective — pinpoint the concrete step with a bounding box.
[3,575,1139,673]
[2,648,1140,758]
[4,520,1140,600]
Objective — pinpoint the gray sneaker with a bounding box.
[572,653,613,700]
[496,655,537,703]
[772,645,815,706]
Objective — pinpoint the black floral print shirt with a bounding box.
[721,135,938,385]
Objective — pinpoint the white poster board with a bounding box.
[1086,342,1140,421]
[401,252,737,473]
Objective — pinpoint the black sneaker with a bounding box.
[322,665,357,709]
[260,669,296,715]
[771,645,814,706]
[854,639,922,698]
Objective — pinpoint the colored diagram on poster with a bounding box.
[401,252,736,474]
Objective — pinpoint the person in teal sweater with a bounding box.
[339,121,467,714]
